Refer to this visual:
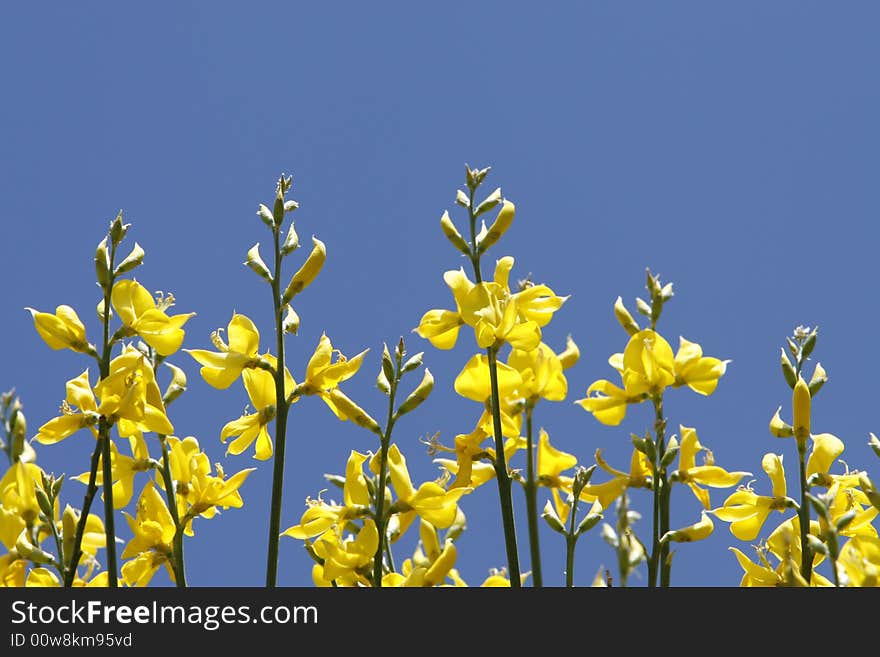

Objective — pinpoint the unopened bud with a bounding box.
[115,242,145,275]
[769,406,794,438]
[35,487,54,518]
[474,187,502,217]
[95,237,111,289]
[660,437,680,469]
[401,352,424,374]
[614,297,640,336]
[780,349,797,389]
[282,237,326,304]
[381,344,395,383]
[109,211,129,246]
[282,305,300,335]
[16,531,54,564]
[870,433,880,460]
[576,508,603,536]
[244,243,273,282]
[802,328,818,360]
[807,534,828,556]
[808,362,827,397]
[455,189,470,208]
[446,506,467,542]
[793,378,811,443]
[162,362,188,405]
[635,297,652,318]
[281,223,300,256]
[476,199,514,254]
[541,500,566,534]
[395,369,434,418]
[257,204,275,228]
[328,389,382,435]
[440,210,470,255]
[376,367,391,395]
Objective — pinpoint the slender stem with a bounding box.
[48,509,65,576]
[266,225,290,587]
[466,184,520,587]
[66,238,119,587]
[523,403,542,587]
[64,442,102,586]
[660,475,671,587]
[487,347,521,586]
[565,483,581,588]
[158,435,187,587]
[99,419,117,587]
[797,441,812,582]
[384,539,396,575]
[372,350,401,587]
[648,475,659,588]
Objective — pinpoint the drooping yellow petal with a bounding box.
[807,433,845,480]
[454,354,522,402]
[537,429,577,484]
[763,453,787,499]
[415,309,462,350]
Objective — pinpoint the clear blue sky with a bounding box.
[2,2,878,587]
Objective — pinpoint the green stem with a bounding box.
[67,238,119,587]
[487,347,521,587]
[466,184,520,587]
[372,349,401,587]
[797,440,812,583]
[99,419,117,587]
[648,476,659,588]
[158,435,187,587]
[523,403,542,587]
[64,442,102,586]
[648,395,668,588]
[266,225,290,587]
[565,482,581,588]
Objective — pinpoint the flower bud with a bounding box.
[401,352,424,374]
[793,377,811,443]
[95,237,111,289]
[328,389,382,435]
[35,487,54,518]
[244,243,273,283]
[281,223,300,256]
[109,211,129,246]
[871,433,880,460]
[115,242,145,275]
[282,304,300,335]
[424,541,457,587]
[282,237,326,304]
[660,511,714,543]
[162,362,188,406]
[477,199,514,253]
[780,349,797,389]
[455,189,470,208]
[474,187,502,217]
[440,210,470,255]
[769,406,794,438]
[376,367,391,395]
[395,369,434,418]
[62,505,78,560]
[808,362,827,397]
[257,203,275,228]
[16,530,54,564]
[614,297,640,336]
[541,500,566,534]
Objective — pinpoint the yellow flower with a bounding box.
[25,305,91,354]
[669,426,750,509]
[414,269,473,350]
[712,453,796,541]
[111,280,194,356]
[0,462,45,550]
[576,328,726,426]
[583,448,652,509]
[838,536,880,587]
[508,338,578,403]
[536,429,577,489]
[0,554,26,587]
[220,367,280,460]
[26,566,108,588]
[185,313,262,389]
[672,337,729,395]
[806,433,845,488]
[416,257,565,352]
[120,482,175,586]
[311,520,378,584]
[95,346,174,437]
[294,334,368,417]
[34,370,101,445]
[160,436,253,526]
[454,354,522,403]
[282,451,371,540]
[74,440,152,509]
[388,444,470,528]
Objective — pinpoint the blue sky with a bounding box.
[2,2,878,587]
